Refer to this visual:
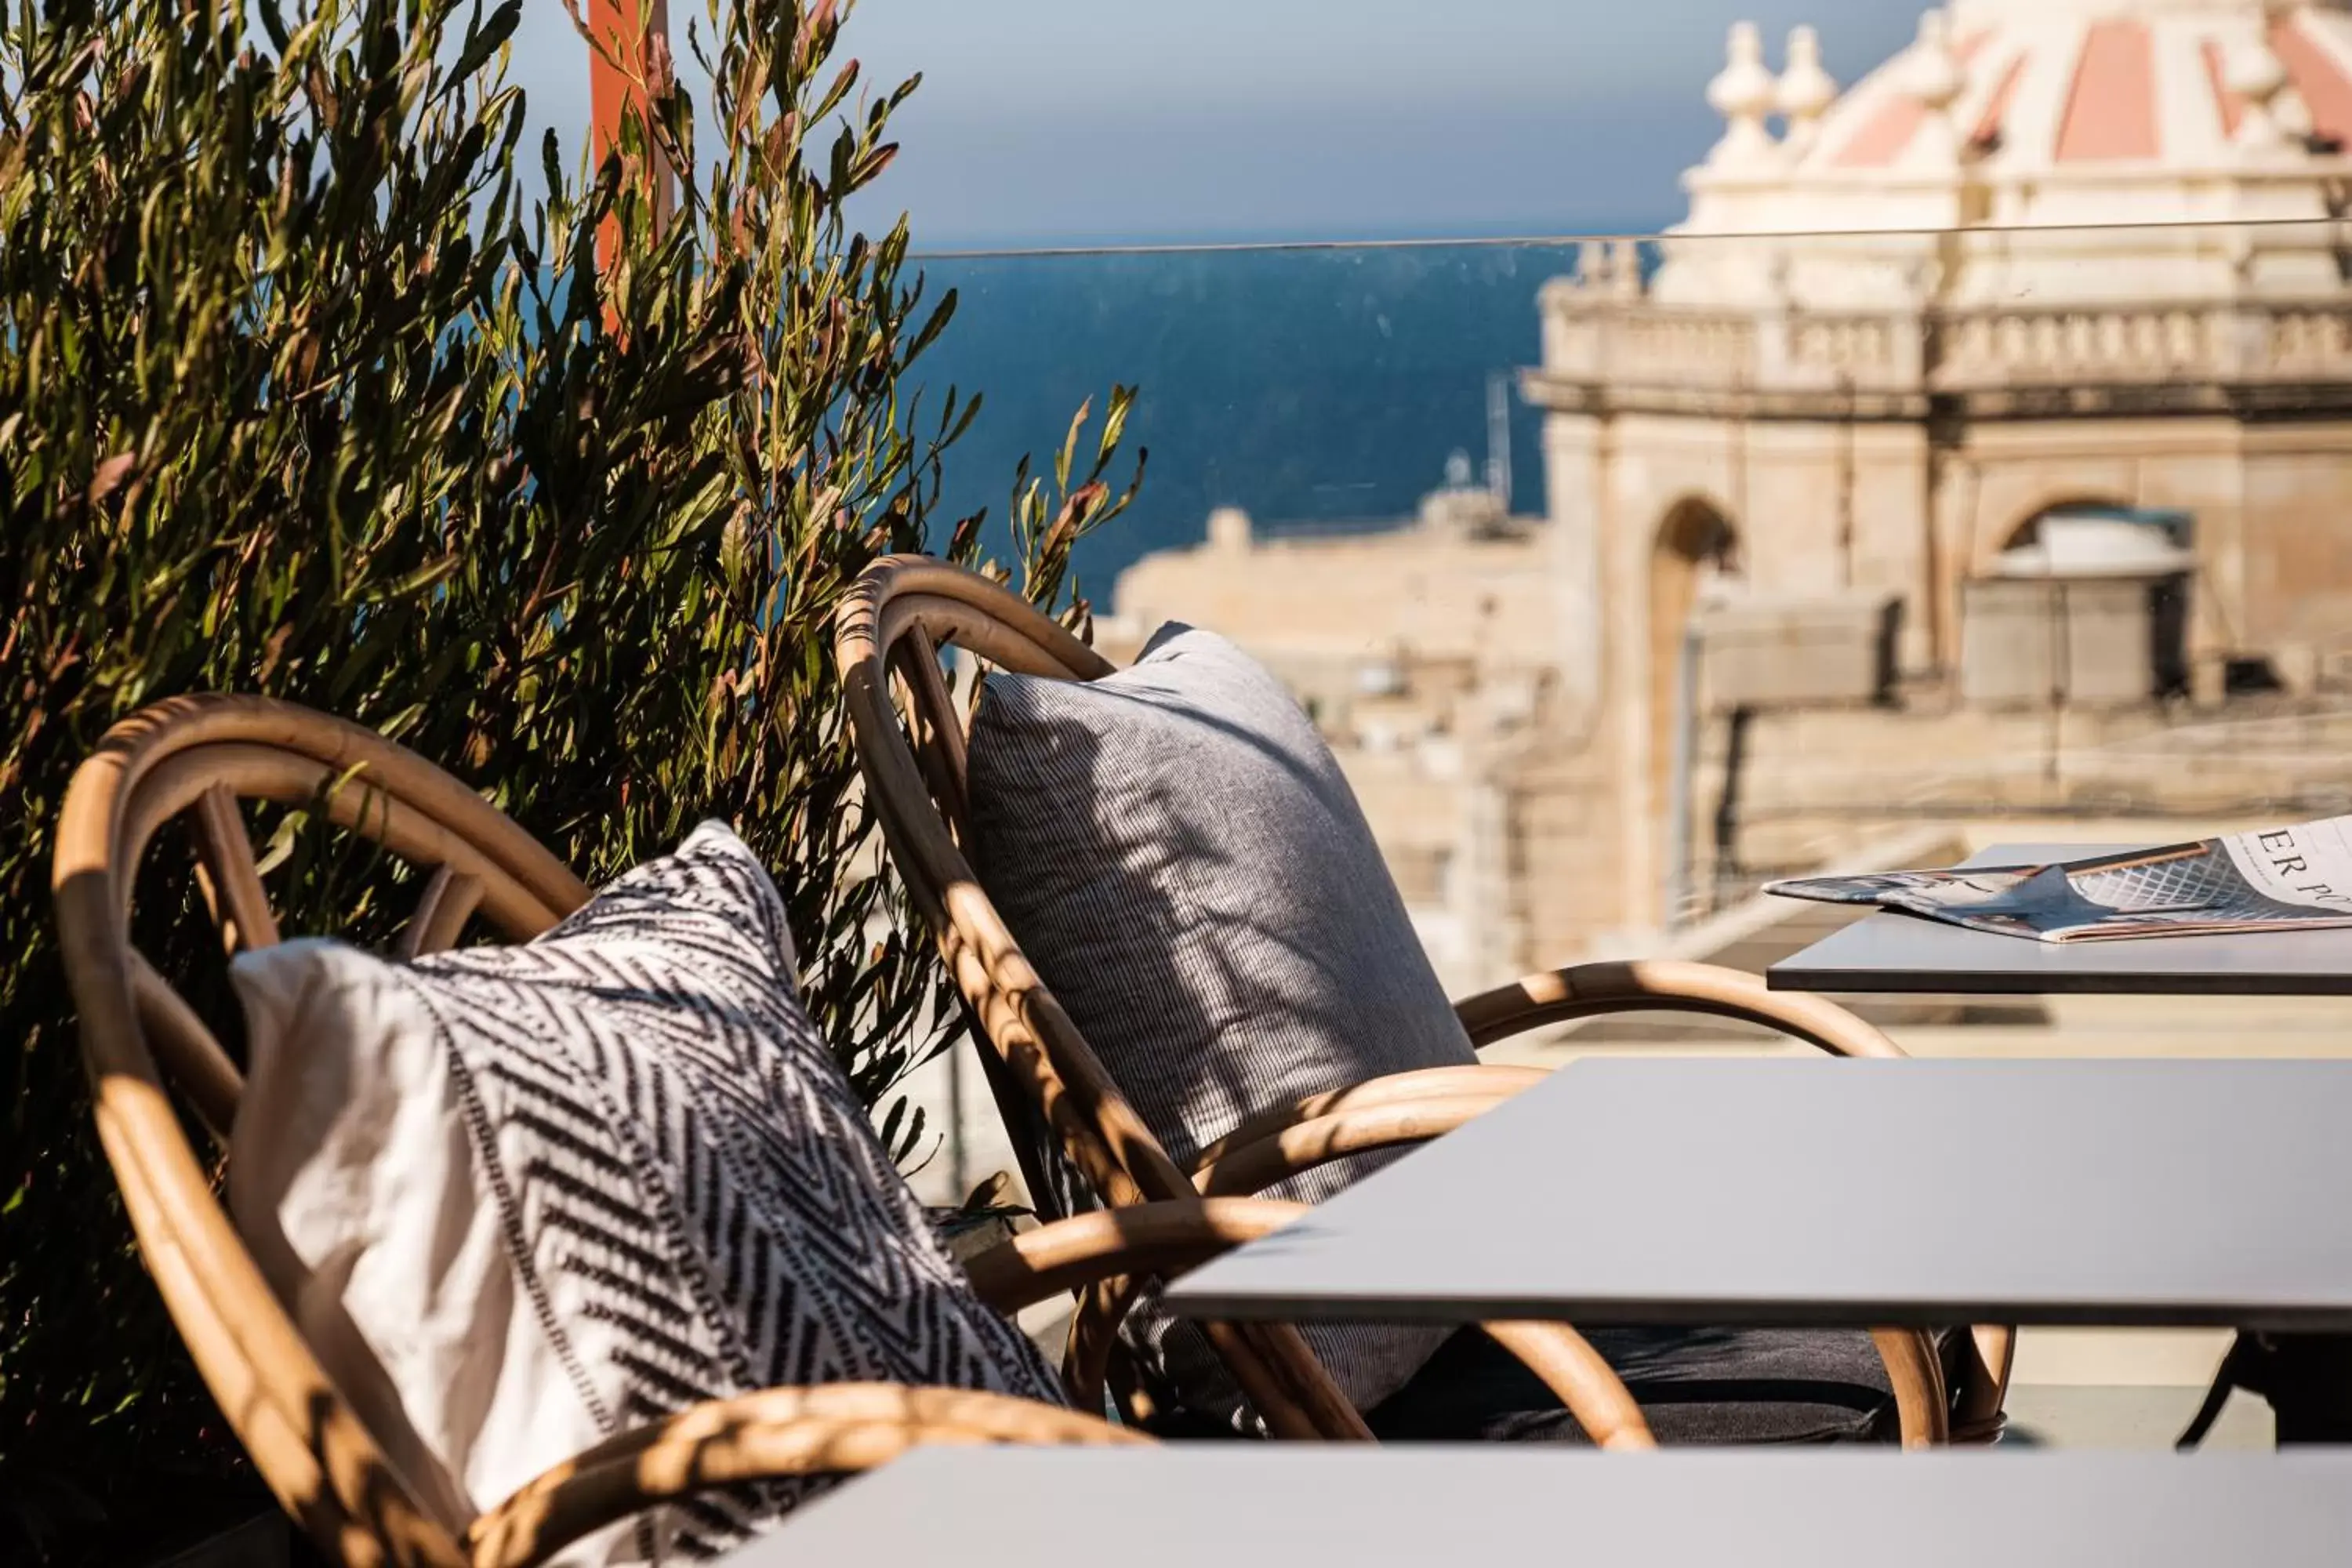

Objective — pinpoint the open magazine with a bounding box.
[1766,818,2352,942]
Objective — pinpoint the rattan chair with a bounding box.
[835,554,2017,1449]
[49,694,1657,1567]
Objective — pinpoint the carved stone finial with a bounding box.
[1904,10,1965,166]
[1609,239,1642,300]
[1907,10,1964,111]
[1777,25,1838,158]
[1707,21,1780,169]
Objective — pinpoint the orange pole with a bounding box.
[588,0,672,253]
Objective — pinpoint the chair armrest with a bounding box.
[1187,1064,1545,1196]
[1189,1073,1535,1199]
[965,1201,1373,1440]
[1456,960,1905,1058]
[978,1200,1657,1450]
[964,1198,1348,1436]
[960,1197,1314,1315]
[470,1384,1142,1568]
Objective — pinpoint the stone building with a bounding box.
[1105,0,2352,994]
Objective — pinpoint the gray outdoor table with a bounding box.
[1767,842,2352,995]
[731,1445,2352,1567]
[1165,1057,2352,1439]
[1167,1058,2352,1330]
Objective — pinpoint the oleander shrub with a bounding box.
[0,0,1138,1558]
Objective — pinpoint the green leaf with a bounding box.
[1054,396,1090,492]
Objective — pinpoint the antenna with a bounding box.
[1485,371,1513,511]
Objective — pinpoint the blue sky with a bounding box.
[506,0,1922,246]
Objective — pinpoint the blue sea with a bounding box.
[911,241,1613,597]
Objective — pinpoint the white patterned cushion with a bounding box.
[227,822,1062,1564]
[965,624,1473,1432]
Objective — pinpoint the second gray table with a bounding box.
[1767,843,2352,996]
[1164,1057,2352,1329]
[735,1446,2352,1568]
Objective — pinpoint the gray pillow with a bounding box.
[965,624,1473,1429]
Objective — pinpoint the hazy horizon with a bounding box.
[505,0,1923,249]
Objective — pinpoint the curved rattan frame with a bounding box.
[61,697,1590,1568]
[835,554,2016,1449]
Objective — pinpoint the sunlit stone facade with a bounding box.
[1111,0,2352,987]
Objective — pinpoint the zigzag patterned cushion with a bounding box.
[227,822,1062,1564]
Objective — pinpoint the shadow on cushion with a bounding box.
[1363,1324,1969,1445]
[1140,1323,1965,1446]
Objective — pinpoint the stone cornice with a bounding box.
[1520,368,2352,423]
[1530,295,2352,419]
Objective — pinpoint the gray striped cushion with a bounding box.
[966,625,1472,1429]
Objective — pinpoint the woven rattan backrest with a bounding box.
[834,556,1372,1441]
[51,695,592,1567]
[835,559,1176,1210]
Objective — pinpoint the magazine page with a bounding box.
[1766,816,2352,942]
[2215,819,2352,913]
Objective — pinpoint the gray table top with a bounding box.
[735,1446,2352,1567]
[1164,1058,2352,1329]
[1768,843,2352,996]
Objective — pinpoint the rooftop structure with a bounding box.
[1680,1,2352,243]
[1109,0,2352,989]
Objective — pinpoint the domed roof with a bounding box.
[1679,0,2352,237]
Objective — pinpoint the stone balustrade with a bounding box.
[1541,308,1757,386]
[1537,289,2352,399]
